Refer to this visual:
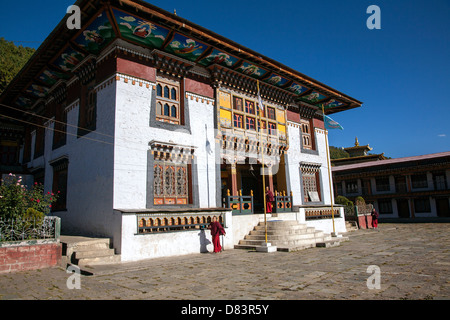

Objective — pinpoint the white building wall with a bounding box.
[286,123,332,206]
[28,78,117,238]
[113,75,218,210]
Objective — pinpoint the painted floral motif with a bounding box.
[198,48,239,67]
[25,84,49,98]
[38,69,70,87]
[300,91,327,103]
[52,46,86,72]
[74,11,115,54]
[165,33,208,61]
[112,8,169,49]
[287,82,309,95]
[265,73,289,87]
[319,99,344,109]
[235,62,268,79]
[15,96,34,107]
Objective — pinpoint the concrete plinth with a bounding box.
[256,242,277,253]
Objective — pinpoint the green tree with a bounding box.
[329,146,349,159]
[0,38,36,95]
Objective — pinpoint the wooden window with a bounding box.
[233,96,243,111]
[154,160,190,205]
[346,180,358,194]
[414,197,431,213]
[300,119,312,150]
[233,114,243,129]
[378,199,393,214]
[34,126,45,159]
[256,104,265,117]
[411,174,428,189]
[257,119,266,133]
[0,140,19,165]
[395,176,407,193]
[78,81,97,137]
[433,173,447,190]
[53,104,67,150]
[245,100,255,114]
[267,107,276,120]
[268,122,276,135]
[375,177,390,192]
[246,117,256,130]
[301,165,321,203]
[156,76,181,125]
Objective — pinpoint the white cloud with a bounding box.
[438,134,446,137]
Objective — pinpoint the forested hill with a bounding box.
[0,38,36,95]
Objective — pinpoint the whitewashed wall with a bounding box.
[28,79,117,238]
[118,210,233,262]
[286,123,333,206]
[113,75,218,210]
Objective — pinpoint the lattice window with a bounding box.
[300,119,312,150]
[245,100,255,114]
[246,117,256,130]
[301,163,321,203]
[156,76,180,125]
[268,122,276,135]
[233,96,243,111]
[154,160,189,205]
[233,114,243,129]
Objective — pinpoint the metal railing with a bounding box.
[274,191,293,213]
[223,190,254,215]
[0,216,61,243]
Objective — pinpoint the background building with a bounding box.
[332,151,450,219]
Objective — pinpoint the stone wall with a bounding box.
[0,241,62,274]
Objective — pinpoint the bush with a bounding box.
[0,173,58,220]
[335,195,353,207]
[355,196,366,206]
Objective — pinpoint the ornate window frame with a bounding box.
[147,141,199,208]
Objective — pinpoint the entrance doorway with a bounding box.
[436,198,450,217]
[241,163,263,212]
[397,199,410,218]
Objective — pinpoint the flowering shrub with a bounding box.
[0,173,59,220]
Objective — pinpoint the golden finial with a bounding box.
[355,136,359,146]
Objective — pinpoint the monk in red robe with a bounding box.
[209,216,225,253]
[266,186,274,213]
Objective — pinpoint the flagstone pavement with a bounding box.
[0,223,449,301]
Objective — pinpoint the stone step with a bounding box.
[255,222,308,230]
[253,224,312,233]
[74,248,116,259]
[244,231,324,241]
[316,236,349,248]
[235,219,341,252]
[77,254,122,267]
[239,236,327,247]
[61,236,120,267]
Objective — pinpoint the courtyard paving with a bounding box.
[0,223,449,302]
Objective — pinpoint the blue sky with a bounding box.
[1,0,449,158]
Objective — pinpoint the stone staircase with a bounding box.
[235,220,348,252]
[345,220,359,232]
[61,236,121,267]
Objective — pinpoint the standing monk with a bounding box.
[371,208,379,229]
[209,216,225,253]
[265,186,274,213]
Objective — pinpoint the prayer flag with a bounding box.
[257,81,264,110]
[324,115,344,130]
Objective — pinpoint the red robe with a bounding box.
[210,221,225,253]
[266,190,274,213]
